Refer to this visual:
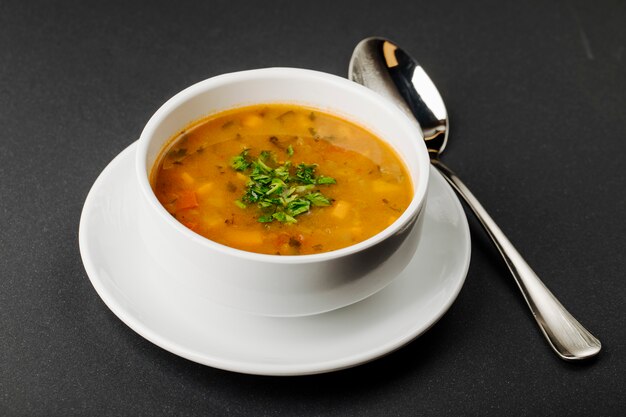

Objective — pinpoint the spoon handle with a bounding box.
[432,159,601,360]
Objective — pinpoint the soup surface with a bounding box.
[152,104,413,255]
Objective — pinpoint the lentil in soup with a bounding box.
[151,104,413,255]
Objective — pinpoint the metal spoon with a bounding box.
[349,37,601,360]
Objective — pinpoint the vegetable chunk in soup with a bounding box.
[151,104,413,255]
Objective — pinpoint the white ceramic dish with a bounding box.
[136,68,431,317]
[79,142,471,376]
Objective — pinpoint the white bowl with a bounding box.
[135,68,430,317]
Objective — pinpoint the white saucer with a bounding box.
[79,142,471,376]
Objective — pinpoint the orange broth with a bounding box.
[151,104,413,255]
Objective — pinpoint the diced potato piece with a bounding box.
[331,200,351,219]
[372,179,401,194]
[224,229,264,247]
[334,229,354,244]
[196,182,214,197]
[180,171,194,185]
[203,212,223,228]
[204,198,225,208]
[242,114,263,128]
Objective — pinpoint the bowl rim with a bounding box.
[136,67,430,264]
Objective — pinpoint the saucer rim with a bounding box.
[79,142,471,376]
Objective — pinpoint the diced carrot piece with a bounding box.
[176,191,199,210]
[276,233,291,246]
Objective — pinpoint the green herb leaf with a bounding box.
[294,184,314,193]
[286,145,294,157]
[234,200,247,209]
[230,149,250,171]
[273,162,291,181]
[258,214,274,223]
[259,150,274,163]
[316,176,336,185]
[282,187,296,199]
[287,198,311,216]
[266,178,285,195]
[272,212,297,224]
[295,163,317,185]
[253,159,273,175]
[305,192,332,206]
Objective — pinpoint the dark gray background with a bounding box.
[1,0,624,415]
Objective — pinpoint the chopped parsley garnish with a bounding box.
[316,176,336,185]
[295,163,317,184]
[230,149,251,171]
[229,147,336,223]
[305,192,332,206]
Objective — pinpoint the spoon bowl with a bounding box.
[349,38,448,156]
